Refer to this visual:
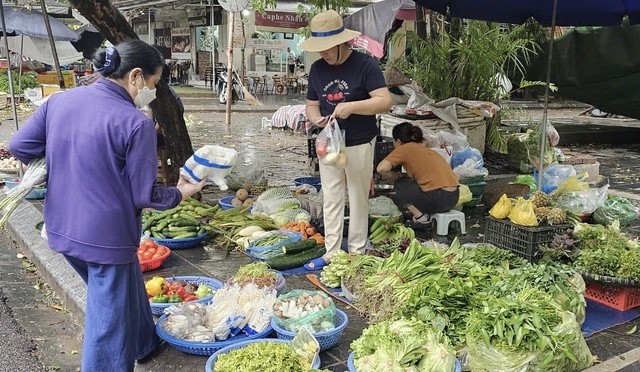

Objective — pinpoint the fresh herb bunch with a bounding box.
[539,229,579,262]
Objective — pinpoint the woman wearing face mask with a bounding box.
[9,39,205,371]
[301,10,393,269]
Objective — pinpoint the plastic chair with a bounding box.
[272,75,287,95]
[430,210,466,236]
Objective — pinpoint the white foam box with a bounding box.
[24,87,43,102]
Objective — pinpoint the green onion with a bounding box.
[0,157,46,227]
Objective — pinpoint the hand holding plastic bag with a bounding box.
[315,118,347,168]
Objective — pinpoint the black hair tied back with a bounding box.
[93,46,120,76]
[392,121,424,144]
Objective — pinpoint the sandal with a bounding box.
[412,213,431,224]
[304,257,327,271]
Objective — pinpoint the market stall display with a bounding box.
[226,262,287,295]
[204,338,321,372]
[156,283,276,355]
[145,275,222,316]
[271,308,348,351]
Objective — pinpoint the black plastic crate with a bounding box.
[374,137,394,168]
[307,137,317,158]
[483,217,570,262]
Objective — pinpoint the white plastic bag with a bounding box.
[180,145,238,191]
[315,118,347,168]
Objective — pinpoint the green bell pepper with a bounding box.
[151,294,169,303]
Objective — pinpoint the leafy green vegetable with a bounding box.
[214,342,305,372]
[0,72,38,94]
[351,318,456,371]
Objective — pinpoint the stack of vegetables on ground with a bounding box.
[368,216,415,244]
[319,251,351,288]
[206,204,278,251]
[350,318,457,371]
[273,290,336,333]
[322,238,593,369]
[227,262,278,289]
[281,220,325,245]
[250,187,311,227]
[541,221,640,281]
[142,198,215,239]
[144,276,215,304]
[161,283,275,343]
[263,238,326,271]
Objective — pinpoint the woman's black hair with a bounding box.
[392,121,424,144]
[92,39,164,79]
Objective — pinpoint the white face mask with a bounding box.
[133,75,157,109]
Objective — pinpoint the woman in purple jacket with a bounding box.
[9,39,204,371]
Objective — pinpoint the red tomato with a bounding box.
[137,253,144,261]
[151,252,163,259]
[147,246,157,254]
[142,251,154,260]
[143,239,156,249]
[327,93,334,101]
[156,246,168,256]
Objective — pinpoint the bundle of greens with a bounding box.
[351,318,457,372]
[0,157,46,227]
[466,287,593,372]
[213,342,306,372]
[573,222,640,280]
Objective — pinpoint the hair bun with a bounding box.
[94,46,119,75]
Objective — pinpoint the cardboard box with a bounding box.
[41,84,61,97]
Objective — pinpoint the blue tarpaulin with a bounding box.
[413,0,640,26]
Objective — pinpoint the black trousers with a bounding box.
[392,178,459,215]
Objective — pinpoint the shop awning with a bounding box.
[412,0,640,26]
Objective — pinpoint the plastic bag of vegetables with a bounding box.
[290,327,320,369]
[315,119,347,168]
[593,195,639,227]
[273,290,336,333]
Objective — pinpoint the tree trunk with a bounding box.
[67,0,193,185]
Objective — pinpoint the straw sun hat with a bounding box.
[300,10,360,52]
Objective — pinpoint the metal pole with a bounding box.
[416,5,426,40]
[148,8,152,44]
[0,3,23,176]
[536,0,559,189]
[225,11,234,126]
[39,0,65,89]
[17,34,23,94]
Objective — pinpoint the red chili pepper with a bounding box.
[175,286,188,299]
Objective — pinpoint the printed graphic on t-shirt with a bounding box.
[322,79,349,106]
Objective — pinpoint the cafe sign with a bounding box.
[255,11,306,31]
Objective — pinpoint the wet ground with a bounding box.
[1,95,640,371]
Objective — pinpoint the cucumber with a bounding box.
[171,218,200,227]
[167,226,198,232]
[173,231,198,239]
[266,246,326,270]
[282,239,318,255]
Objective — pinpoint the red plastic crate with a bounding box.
[585,282,640,311]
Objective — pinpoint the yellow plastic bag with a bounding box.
[489,194,512,219]
[456,184,473,207]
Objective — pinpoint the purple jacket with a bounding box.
[9,79,182,265]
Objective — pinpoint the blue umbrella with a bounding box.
[413,0,640,26]
[2,6,79,41]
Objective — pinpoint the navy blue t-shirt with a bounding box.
[306,51,387,146]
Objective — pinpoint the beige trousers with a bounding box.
[319,139,374,260]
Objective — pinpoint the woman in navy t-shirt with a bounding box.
[301,10,393,269]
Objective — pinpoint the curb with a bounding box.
[5,200,86,322]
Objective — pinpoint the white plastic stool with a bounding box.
[430,210,466,236]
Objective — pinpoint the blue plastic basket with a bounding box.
[271,309,348,351]
[205,338,321,372]
[219,195,256,210]
[156,314,273,356]
[151,233,208,250]
[347,352,462,372]
[149,276,223,316]
[293,176,322,191]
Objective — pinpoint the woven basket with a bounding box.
[156,315,273,356]
[139,245,171,272]
[205,338,320,372]
[271,309,349,351]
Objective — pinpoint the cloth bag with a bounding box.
[180,145,238,190]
